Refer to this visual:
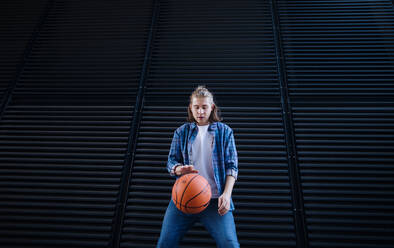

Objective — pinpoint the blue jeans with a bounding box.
[156,199,240,248]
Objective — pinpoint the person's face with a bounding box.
[190,96,214,126]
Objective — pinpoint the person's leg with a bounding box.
[199,199,240,248]
[156,200,197,248]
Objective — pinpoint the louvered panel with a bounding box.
[292,103,394,248]
[224,106,295,248]
[277,0,394,99]
[0,105,133,247]
[277,1,394,247]
[145,0,279,107]
[120,0,296,247]
[0,0,47,97]
[12,0,153,105]
[0,0,153,247]
[121,106,187,248]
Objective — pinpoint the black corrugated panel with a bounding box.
[0,0,47,98]
[278,0,394,99]
[12,0,152,105]
[277,0,394,247]
[0,0,152,247]
[3,0,393,247]
[120,0,296,247]
[0,105,132,247]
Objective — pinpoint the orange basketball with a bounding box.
[172,173,212,214]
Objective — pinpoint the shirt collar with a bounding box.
[190,122,218,132]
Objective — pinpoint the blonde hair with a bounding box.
[187,85,222,123]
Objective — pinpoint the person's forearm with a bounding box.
[222,175,236,197]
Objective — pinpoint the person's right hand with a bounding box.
[175,165,199,176]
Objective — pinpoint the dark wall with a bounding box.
[0,0,393,248]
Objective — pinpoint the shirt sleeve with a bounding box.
[224,128,239,180]
[167,129,183,177]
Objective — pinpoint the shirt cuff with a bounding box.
[226,168,238,181]
[170,163,183,177]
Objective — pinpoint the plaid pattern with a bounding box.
[167,122,239,210]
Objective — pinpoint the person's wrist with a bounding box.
[222,190,232,198]
[175,165,182,176]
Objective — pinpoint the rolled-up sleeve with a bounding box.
[224,129,238,180]
[167,130,183,177]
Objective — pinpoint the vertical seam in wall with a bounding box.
[269,0,309,247]
[109,0,161,247]
[0,0,54,121]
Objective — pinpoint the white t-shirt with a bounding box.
[192,124,219,198]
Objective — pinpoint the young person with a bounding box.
[156,85,240,248]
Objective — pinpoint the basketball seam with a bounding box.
[172,179,180,208]
[184,182,210,210]
[179,174,199,213]
[174,179,179,208]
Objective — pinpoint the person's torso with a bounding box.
[192,124,219,198]
[174,121,236,210]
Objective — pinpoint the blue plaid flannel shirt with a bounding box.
[167,121,238,210]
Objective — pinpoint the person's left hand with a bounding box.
[218,193,231,216]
